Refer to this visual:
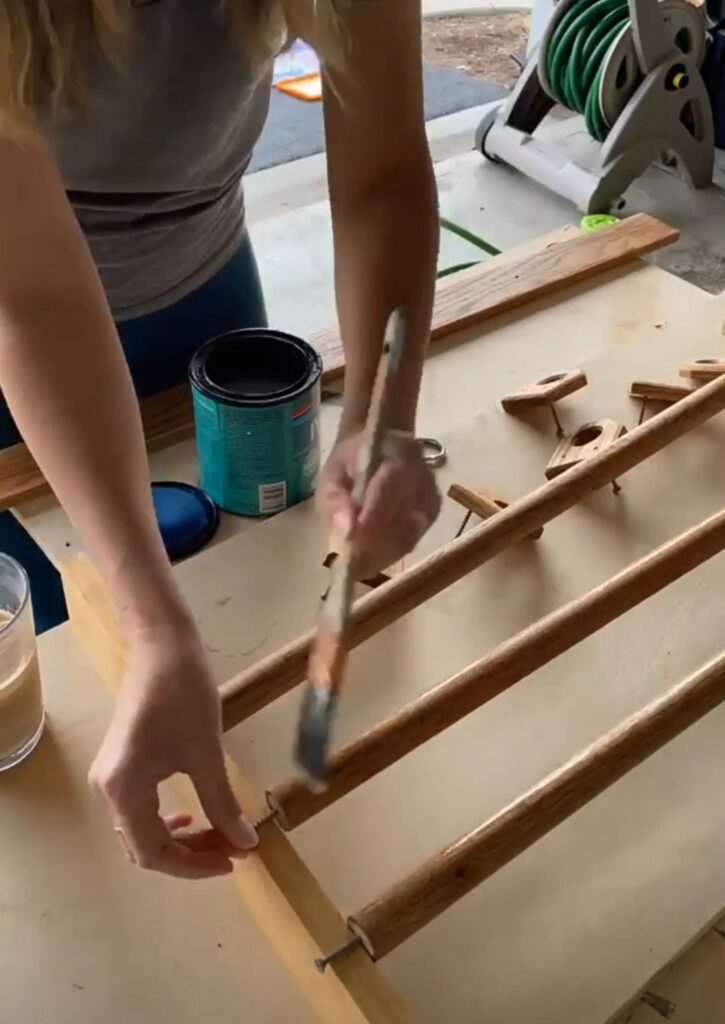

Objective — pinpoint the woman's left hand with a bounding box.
[318,429,441,577]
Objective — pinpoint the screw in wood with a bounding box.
[641,991,677,1018]
[612,480,622,495]
[550,405,564,438]
[251,808,278,830]
[637,400,649,426]
[455,510,474,539]
[315,935,364,973]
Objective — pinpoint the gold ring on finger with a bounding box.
[113,826,137,864]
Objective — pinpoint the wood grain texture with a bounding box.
[545,419,626,480]
[266,505,725,830]
[220,370,725,730]
[679,358,725,382]
[630,380,698,403]
[310,215,678,383]
[348,647,725,960]
[0,384,193,512]
[60,555,414,1024]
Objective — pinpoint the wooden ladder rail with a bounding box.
[60,555,415,1024]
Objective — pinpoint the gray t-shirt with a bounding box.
[47,0,271,320]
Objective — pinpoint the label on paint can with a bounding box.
[190,329,322,517]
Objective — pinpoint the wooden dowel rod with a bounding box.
[266,506,725,829]
[346,647,725,960]
[220,372,725,731]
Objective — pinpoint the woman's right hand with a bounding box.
[88,620,258,879]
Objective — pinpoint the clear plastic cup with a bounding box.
[0,555,43,771]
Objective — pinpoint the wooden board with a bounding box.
[0,215,677,514]
[310,214,678,381]
[51,279,725,1024]
[0,382,194,511]
[61,558,413,1024]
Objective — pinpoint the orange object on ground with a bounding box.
[275,73,322,102]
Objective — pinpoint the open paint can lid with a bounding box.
[151,482,220,562]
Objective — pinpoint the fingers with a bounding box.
[111,786,236,880]
[355,454,438,574]
[167,821,247,857]
[319,473,357,540]
[91,758,239,880]
[357,460,408,543]
[164,812,193,832]
[190,749,258,854]
[318,438,361,540]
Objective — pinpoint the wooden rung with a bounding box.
[60,555,414,1024]
[447,483,543,540]
[344,647,725,961]
[501,369,587,411]
[630,380,698,404]
[220,372,725,731]
[266,504,725,831]
[545,419,626,480]
[679,358,725,382]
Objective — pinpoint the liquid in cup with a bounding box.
[0,555,43,771]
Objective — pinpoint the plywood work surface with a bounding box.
[7,262,725,1024]
[156,282,725,1024]
[615,917,725,1023]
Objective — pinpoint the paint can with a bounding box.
[189,328,322,517]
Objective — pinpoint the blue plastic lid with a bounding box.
[151,482,219,562]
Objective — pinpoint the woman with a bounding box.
[0,0,440,878]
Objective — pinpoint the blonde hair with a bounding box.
[0,0,347,133]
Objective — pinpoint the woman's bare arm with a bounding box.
[323,0,438,436]
[317,0,441,567]
[0,131,178,627]
[0,131,257,876]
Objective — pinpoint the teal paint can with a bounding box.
[189,328,322,517]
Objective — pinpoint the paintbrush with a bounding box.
[294,308,408,789]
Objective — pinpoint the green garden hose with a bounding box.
[436,217,500,279]
[544,0,633,141]
[439,217,501,258]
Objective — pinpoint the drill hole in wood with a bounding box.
[537,373,567,385]
[573,425,603,447]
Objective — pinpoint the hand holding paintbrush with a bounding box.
[294,308,408,788]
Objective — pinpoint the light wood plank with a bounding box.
[310,214,679,382]
[60,555,414,1024]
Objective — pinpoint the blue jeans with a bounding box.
[0,235,267,633]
